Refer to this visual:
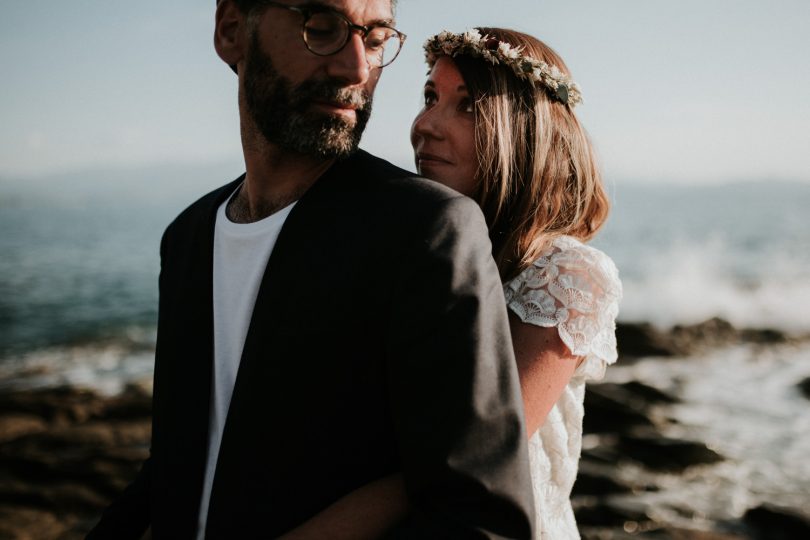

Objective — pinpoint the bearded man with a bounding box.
[87,1,535,538]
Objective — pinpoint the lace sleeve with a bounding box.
[503,237,622,380]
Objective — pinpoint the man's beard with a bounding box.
[243,32,373,159]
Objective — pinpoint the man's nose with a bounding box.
[326,32,370,86]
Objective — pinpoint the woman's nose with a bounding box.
[411,108,443,141]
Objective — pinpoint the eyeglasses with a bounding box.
[263,1,406,68]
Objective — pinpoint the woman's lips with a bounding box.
[416,152,452,166]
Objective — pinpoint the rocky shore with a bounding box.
[1,318,809,539]
[0,384,151,539]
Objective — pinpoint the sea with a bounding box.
[1,164,809,523]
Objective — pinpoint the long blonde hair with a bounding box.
[453,28,609,281]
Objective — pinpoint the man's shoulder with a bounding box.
[328,151,488,244]
[335,150,469,205]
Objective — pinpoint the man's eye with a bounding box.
[365,28,391,51]
[305,13,342,38]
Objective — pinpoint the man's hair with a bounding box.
[453,28,609,282]
[228,0,397,15]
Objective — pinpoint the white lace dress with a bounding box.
[503,235,622,539]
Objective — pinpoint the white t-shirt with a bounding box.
[196,188,296,539]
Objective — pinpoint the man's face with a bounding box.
[242,0,392,158]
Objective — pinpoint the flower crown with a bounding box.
[423,29,583,107]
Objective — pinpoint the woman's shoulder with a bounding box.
[505,236,622,303]
[545,236,621,284]
[504,235,622,377]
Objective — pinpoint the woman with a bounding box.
[412,27,621,538]
[285,28,621,539]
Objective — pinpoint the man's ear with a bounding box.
[214,0,246,72]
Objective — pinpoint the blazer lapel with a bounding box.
[206,163,346,517]
[165,177,243,531]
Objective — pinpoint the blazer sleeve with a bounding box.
[85,458,152,539]
[383,195,536,539]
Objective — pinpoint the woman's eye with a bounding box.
[459,97,474,113]
[423,90,437,107]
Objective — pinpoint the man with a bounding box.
[88,0,535,538]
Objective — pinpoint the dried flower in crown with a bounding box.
[423,29,583,107]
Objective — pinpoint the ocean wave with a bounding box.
[613,237,810,333]
[0,334,155,396]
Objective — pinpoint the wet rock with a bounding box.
[0,413,48,443]
[664,317,749,354]
[617,434,724,472]
[580,438,623,465]
[739,327,787,344]
[574,497,653,527]
[580,527,747,540]
[743,504,810,540]
[572,461,634,496]
[0,386,152,539]
[583,383,660,434]
[797,377,810,400]
[621,381,679,404]
[616,322,684,358]
[610,318,791,362]
[0,387,106,424]
[658,530,747,540]
[0,506,70,540]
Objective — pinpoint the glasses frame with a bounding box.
[262,1,407,68]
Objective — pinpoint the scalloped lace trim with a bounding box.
[504,236,622,381]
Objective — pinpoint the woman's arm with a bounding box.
[509,311,581,436]
[278,474,407,540]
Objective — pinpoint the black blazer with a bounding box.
[88,151,535,539]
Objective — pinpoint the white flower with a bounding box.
[422,30,582,107]
[463,29,483,44]
[497,42,515,58]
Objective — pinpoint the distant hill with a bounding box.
[0,160,244,208]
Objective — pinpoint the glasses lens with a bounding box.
[365,27,402,68]
[303,12,347,54]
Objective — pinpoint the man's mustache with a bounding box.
[293,79,370,111]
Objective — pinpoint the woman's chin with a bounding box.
[416,163,443,182]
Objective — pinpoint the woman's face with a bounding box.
[410,57,477,197]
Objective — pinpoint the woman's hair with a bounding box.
[452,28,609,281]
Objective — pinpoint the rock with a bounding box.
[580,441,623,465]
[617,318,796,361]
[572,461,634,496]
[583,383,659,435]
[670,317,737,347]
[617,434,724,472]
[574,497,653,527]
[580,521,748,539]
[0,506,70,540]
[0,414,48,443]
[616,322,684,358]
[663,530,747,540]
[100,385,152,421]
[739,328,787,344]
[621,381,679,404]
[797,377,810,400]
[743,504,810,540]
[0,387,106,424]
[0,386,152,539]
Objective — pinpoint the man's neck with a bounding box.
[229,139,335,224]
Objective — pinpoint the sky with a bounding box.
[1,0,809,184]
